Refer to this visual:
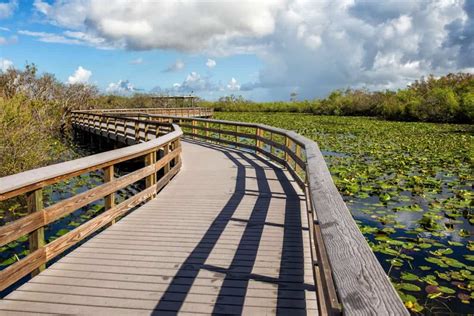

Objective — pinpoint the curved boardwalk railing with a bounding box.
[0,108,407,315]
[133,113,408,315]
[74,107,213,118]
[0,118,182,292]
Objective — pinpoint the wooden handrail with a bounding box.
[0,119,183,291]
[119,113,407,315]
[0,110,407,315]
[73,107,213,118]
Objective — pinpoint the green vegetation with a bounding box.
[215,112,473,314]
[203,73,474,124]
[0,64,98,176]
[1,64,473,312]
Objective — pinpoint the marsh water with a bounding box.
[216,113,473,315]
[1,115,473,314]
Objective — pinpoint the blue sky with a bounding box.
[0,0,473,101]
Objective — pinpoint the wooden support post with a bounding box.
[145,151,157,198]
[256,127,262,154]
[192,120,197,139]
[144,123,149,141]
[175,139,181,165]
[219,124,222,143]
[295,144,302,172]
[134,121,140,142]
[205,122,210,138]
[270,132,275,156]
[104,165,115,225]
[105,117,110,138]
[235,125,238,147]
[155,124,160,138]
[163,142,170,174]
[284,136,291,167]
[27,189,45,276]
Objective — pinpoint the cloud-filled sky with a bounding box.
[0,0,473,100]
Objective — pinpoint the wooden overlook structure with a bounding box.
[0,107,407,315]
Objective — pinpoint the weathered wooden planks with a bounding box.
[134,114,407,315]
[0,127,182,201]
[0,109,407,315]
[0,141,317,315]
[0,121,183,292]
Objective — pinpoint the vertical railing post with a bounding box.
[155,123,160,138]
[163,142,170,175]
[270,132,275,157]
[192,120,197,139]
[284,136,291,168]
[145,151,157,198]
[219,124,222,143]
[255,127,262,154]
[104,165,115,225]
[114,118,118,137]
[173,138,181,166]
[134,120,140,142]
[144,123,149,141]
[27,189,45,276]
[295,143,301,173]
[205,122,210,138]
[105,117,110,138]
[235,125,238,148]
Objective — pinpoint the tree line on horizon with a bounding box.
[0,65,472,176]
[204,73,474,124]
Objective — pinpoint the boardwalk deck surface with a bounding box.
[0,140,317,315]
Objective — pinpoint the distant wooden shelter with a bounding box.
[151,96,197,108]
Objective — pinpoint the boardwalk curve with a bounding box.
[0,108,407,315]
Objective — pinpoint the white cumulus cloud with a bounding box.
[67,66,92,84]
[227,78,240,91]
[206,58,217,68]
[31,0,474,98]
[168,72,216,93]
[106,80,136,95]
[0,0,17,19]
[32,0,284,53]
[0,58,13,72]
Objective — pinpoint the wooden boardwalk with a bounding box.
[0,141,317,315]
[0,109,408,315]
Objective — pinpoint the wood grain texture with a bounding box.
[0,163,181,291]
[152,116,406,315]
[26,189,45,276]
[0,110,406,315]
[304,141,407,315]
[0,126,182,201]
[0,142,316,315]
[0,148,181,248]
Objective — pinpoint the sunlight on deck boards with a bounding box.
[0,141,317,315]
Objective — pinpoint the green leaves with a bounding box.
[400,283,422,292]
[216,112,474,313]
[401,272,419,281]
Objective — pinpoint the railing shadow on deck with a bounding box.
[0,109,409,316]
[69,111,408,315]
[152,139,312,314]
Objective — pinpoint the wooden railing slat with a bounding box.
[0,130,181,201]
[0,109,407,315]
